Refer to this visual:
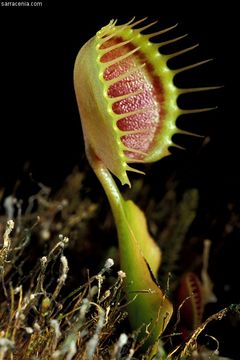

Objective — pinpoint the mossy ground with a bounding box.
[0,168,239,359]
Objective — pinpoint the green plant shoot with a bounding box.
[74,17,216,351]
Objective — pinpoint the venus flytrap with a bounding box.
[74,17,216,351]
[85,150,172,350]
[177,240,217,340]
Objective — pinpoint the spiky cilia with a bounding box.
[73,17,218,352]
[74,17,215,186]
[177,272,204,339]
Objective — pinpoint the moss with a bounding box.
[0,169,239,359]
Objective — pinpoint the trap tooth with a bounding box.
[74,18,218,186]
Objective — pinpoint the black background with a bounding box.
[0,2,239,358]
[0,3,236,192]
